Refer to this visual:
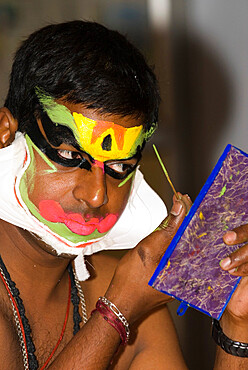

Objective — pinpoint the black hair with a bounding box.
[4,20,160,134]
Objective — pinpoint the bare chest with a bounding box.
[0,290,75,369]
[0,301,137,370]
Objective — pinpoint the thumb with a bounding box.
[137,195,191,266]
[155,194,191,239]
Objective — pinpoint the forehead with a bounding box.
[62,101,145,129]
[37,90,146,161]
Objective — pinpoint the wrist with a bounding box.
[221,313,248,343]
[91,297,130,346]
[104,280,171,326]
[104,290,137,326]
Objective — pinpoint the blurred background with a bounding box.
[1,0,248,368]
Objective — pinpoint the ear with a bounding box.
[0,107,18,148]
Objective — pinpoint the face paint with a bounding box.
[39,200,118,235]
[72,112,143,161]
[19,135,118,243]
[118,171,135,188]
[28,122,140,180]
[93,160,105,171]
[36,88,147,162]
[17,89,155,247]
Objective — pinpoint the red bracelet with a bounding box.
[91,297,130,345]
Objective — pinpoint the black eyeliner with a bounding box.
[28,117,142,179]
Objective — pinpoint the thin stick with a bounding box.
[153,144,179,200]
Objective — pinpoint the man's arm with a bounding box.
[49,310,122,369]
[48,195,190,369]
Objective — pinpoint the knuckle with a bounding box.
[233,224,248,242]
[136,236,164,266]
[136,214,183,268]
[231,245,248,263]
[236,264,248,276]
[165,214,183,235]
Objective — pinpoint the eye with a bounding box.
[107,163,128,174]
[57,149,81,160]
[104,156,141,179]
[105,161,137,179]
[107,163,131,174]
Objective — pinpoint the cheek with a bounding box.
[30,174,72,205]
[25,152,70,205]
[30,167,84,211]
[107,179,132,216]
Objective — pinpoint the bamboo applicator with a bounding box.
[153,144,179,200]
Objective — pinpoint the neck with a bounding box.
[0,219,71,297]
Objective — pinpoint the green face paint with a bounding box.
[36,87,75,126]
[118,170,135,188]
[25,134,57,174]
[35,87,82,147]
[144,122,158,141]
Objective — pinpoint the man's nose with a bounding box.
[72,165,108,209]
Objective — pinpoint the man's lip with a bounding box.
[38,200,118,235]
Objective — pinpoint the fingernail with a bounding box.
[229,267,238,274]
[170,201,183,216]
[223,231,237,243]
[220,257,231,269]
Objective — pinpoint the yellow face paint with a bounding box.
[72,113,143,161]
[36,88,148,162]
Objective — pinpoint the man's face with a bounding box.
[19,98,145,246]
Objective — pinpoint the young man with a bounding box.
[0,20,248,369]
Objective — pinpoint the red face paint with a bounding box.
[39,200,117,235]
[93,160,105,172]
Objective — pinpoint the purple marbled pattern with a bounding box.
[152,146,248,319]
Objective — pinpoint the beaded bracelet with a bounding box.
[91,297,130,345]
